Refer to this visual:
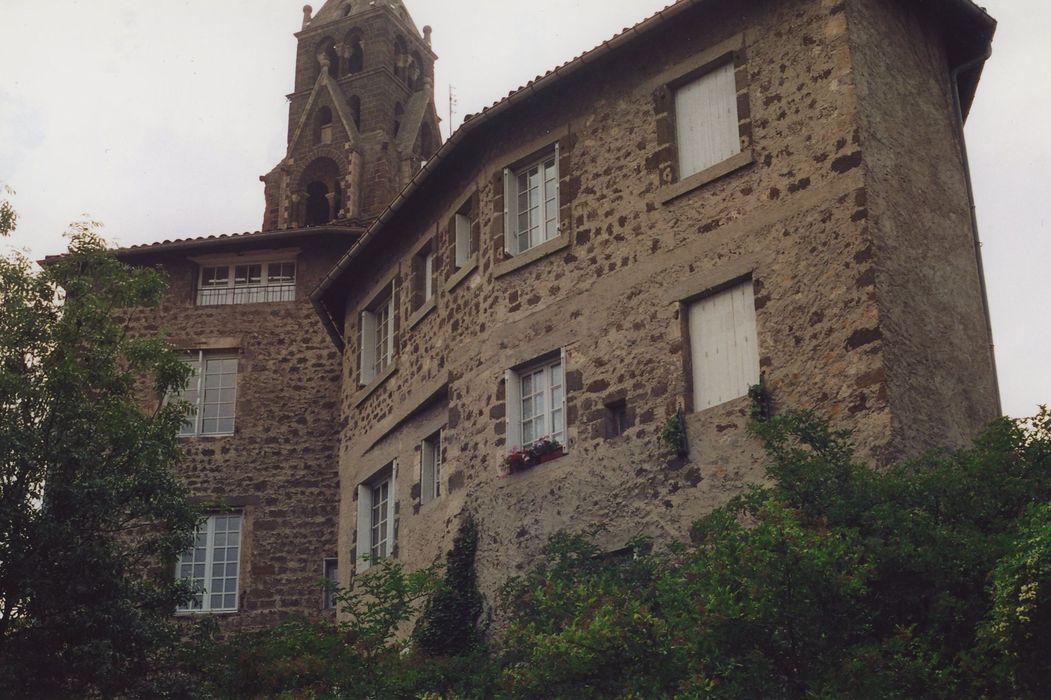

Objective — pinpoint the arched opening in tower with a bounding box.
[346,33,364,74]
[301,158,343,226]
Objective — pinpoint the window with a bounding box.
[355,463,396,573]
[176,514,241,613]
[605,399,628,438]
[674,60,741,180]
[412,243,435,309]
[359,282,395,385]
[505,354,565,450]
[421,430,442,504]
[197,260,296,305]
[323,558,339,610]
[173,351,238,437]
[503,146,559,256]
[454,210,473,269]
[687,279,759,410]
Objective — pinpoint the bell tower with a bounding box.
[261,0,442,231]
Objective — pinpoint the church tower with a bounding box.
[261,0,442,231]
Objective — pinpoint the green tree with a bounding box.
[0,210,200,697]
[416,512,485,657]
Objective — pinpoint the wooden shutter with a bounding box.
[688,280,759,410]
[360,310,377,385]
[674,60,740,179]
[503,168,515,256]
[421,441,434,503]
[455,213,471,268]
[356,484,371,571]
[385,281,396,362]
[387,460,397,553]
[553,142,561,234]
[505,368,522,449]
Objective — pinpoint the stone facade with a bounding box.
[312,0,999,604]
[120,233,355,632]
[101,0,999,628]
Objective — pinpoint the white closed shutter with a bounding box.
[455,213,471,268]
[505,368,522,450]
[356,484,371,571]
[675,61,740,179]
[421,441,434,503]
[503,168,515,256]
[387,460,397,554]
[360,310,377,385]
[553,142,561,235]
[689,280,759,410]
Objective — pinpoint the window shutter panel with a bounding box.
[356,484,371,572]
[386,280,396,361]
[559,347,568,452]
[360,310,377,385]
[503,168,515,257]
[554,142,562,233]
[505,368,522,450]
[455,213,470,268]
[674,61,740,179]
[421,442,433,503]
[387,460,397,552]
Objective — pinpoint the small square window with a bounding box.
[503,147,560,256]
[605,399,628,439]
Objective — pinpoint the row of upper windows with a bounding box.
[355,52,747,387]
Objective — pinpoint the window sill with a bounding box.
[445,256,478,291]
[175,608,239,617]
[354,361,398,407]
[659,150,755,206]
[407,296,437,330]
[493,234,571,279]
[177,432,235,440]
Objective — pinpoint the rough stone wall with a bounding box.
[845,0,999,460]
[334,0,899,604]
[124,237,352,633]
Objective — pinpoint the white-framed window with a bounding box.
[505,352,566,450]
[503,146,560,256]
[355,462,396,573]
[454,210,473,269]
[359,281,395,385]
[176,513,241,613]
[421,430,442,504]
[674,60,740,180]
[196,260,296,306]
[687,279,760,410]
[423,251,435,302]
[173,351,238,437]
[413,245,435,307]
[322,558,339,610]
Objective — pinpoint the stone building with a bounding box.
[110,0,999,627]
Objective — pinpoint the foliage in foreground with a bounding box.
[207,407,1051,699]
[0,214,201,697]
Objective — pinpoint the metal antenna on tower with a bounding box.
[448,85,458,139]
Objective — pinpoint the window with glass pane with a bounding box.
[505,150,559,255]
[176,514,241,613]
[519,359,564,446]
[421,431,442,503]
[370,479,390,560]
[173,351,237,436]
[359,285,396,386]
[197,260,296,305]
[323,558,338,610]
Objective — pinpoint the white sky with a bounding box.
[0,0,1047,418]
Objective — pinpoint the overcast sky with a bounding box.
[0,0,1047,418]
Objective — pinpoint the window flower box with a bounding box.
[502,437,565,476]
